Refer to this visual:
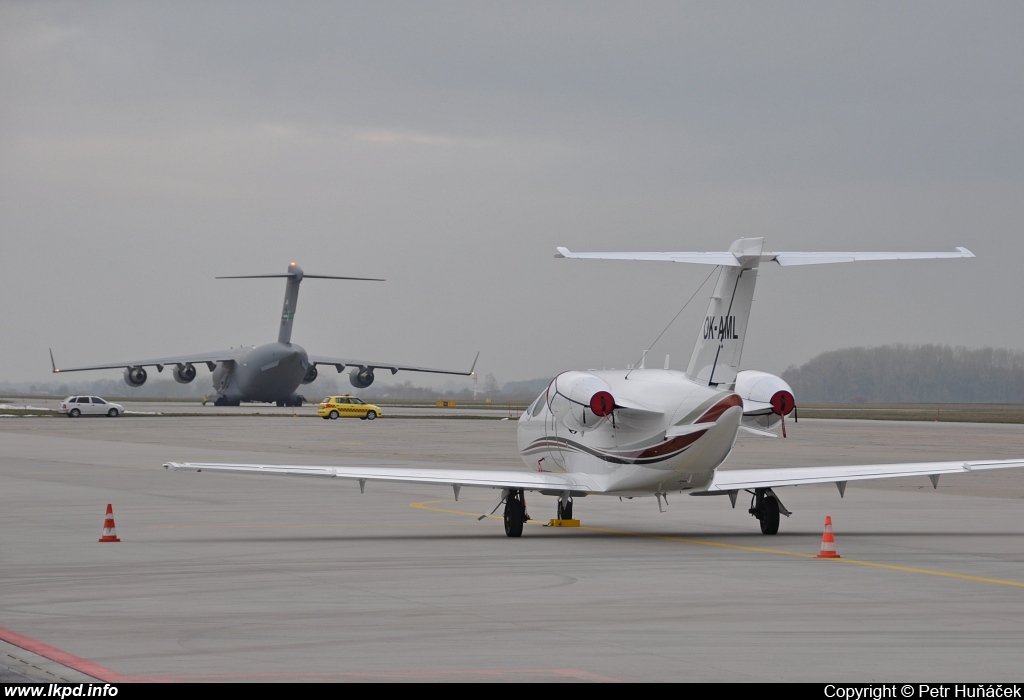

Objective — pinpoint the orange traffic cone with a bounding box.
[816,515,839,558]
[98,504,121,542]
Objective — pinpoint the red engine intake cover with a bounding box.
[589,391,614,417]
[770,390,795,416]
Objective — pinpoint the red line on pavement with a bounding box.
[0,625,131,684]
[0,625,620,684]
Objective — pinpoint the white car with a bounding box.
[59,396,124,418]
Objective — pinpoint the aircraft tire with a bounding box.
[69,408,80,418]
[366,411,376,421]
[107,408,119,417]
[760,496,780,535]
[504,491,525,538]
[329,410,339,420]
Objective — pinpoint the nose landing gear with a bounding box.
[556,496,573,520]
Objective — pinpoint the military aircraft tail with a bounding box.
[217,263,384,344]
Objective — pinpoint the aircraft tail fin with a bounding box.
[556,239,974,389]
[217,263,384,345]
[686,238,762,387]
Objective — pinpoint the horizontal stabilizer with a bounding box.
[557,239,974,389]
[555,247,741,266]
[770,247,974,266]
[555,245,974,268]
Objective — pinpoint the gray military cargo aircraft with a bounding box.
[51,262,477,406]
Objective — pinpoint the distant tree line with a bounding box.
[781,345,1024,403]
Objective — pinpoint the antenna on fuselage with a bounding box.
[621,265,719,380]
[217,262,385,344]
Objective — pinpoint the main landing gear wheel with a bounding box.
[556,497,573,520]
[759,497,780,535]
[504,490,527,538]
[749,488,780,535]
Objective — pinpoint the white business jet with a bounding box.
[165,238,1024,537]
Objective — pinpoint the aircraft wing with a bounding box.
[163,461,602,496]
[51,350,236,373]
[704,458,1024,492]
[310,351,478,377]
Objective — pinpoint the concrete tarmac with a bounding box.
[0,415,1023,682]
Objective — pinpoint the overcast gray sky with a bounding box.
[2,1,1022,390]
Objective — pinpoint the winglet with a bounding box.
[469,351,480,374]
[957,247,975,258]
[554,247,570,258]
[49,348,59,373]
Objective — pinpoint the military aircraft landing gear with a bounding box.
[749,488,785,535]
[556,497,573,520]
[503,489,527,537]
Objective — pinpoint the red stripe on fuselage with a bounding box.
[695,393,743,424]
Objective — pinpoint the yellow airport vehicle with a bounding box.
[318,395,382,421]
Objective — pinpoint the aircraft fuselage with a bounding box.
[213,342,311,405]
[517,369,742,496]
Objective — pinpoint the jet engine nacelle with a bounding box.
[301,365,318,384]
[735,370,795,435]
[546,371,615,432]
[172,363,197,384]
[734,370,795,416]
[123,366,148,387]
[349,367,374,389]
